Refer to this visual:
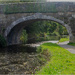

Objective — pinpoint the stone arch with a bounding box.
[4,13,73,45]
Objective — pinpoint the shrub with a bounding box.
[0,35,7,47]
[20,30,28,44]
[36,46,42,53]
[49,32,60,36]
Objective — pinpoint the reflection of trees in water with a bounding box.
[0,45,44,74]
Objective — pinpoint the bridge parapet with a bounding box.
[0,2,75,14]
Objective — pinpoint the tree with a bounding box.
[25,21,58,38]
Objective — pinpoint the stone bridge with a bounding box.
[0,2,75,45]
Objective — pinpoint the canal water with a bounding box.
[0,40,59,74]
[0,35,68,74]
[0,45,38,74]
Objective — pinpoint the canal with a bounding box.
[0,36,67,74]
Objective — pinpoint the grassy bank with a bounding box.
[59,37,69,42]
[36,43,75,74]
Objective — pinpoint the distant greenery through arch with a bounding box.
[20,30,28,44]
[20,21,68,43]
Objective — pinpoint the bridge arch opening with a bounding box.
[4,13,72,45]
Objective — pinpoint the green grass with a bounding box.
[36,43,75,74]
[59,37,69,42]
[68,43,75,46]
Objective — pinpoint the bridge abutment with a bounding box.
[70,36,75,43]
[69,18,75,43]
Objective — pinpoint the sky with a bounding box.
[47,0,75,2]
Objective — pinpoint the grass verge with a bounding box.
[59,37,69,42]
[36,43,75,74]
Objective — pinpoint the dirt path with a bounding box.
[26,41,58,47]
[58,41,75,54]
[26,41,75,54]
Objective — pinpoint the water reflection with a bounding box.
[0,45,37,53]
[0,45,37,74]
[0,35,68,74]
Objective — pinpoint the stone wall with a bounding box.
[0,2,75,44]
[0,12,74,35]
[0,2,75,14]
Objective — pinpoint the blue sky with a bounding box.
[47,0,75,2]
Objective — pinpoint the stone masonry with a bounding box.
[0,2,75,45]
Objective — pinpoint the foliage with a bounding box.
[20,30,28,44]
[68,43,75,46]
[49,31,60,36]
[36,47,50,69]
[59,25,68,35]
[36,43,75,74]
[63,27,68,35]
[25,21,68,43]
[28,36,61,43]
[36,46,42,53]
[59,25,64,35]
[0,35,7,47]
[36,45,50,66]
[55,23,68,35]
[59,37,69,42]
[26,21,58,36]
